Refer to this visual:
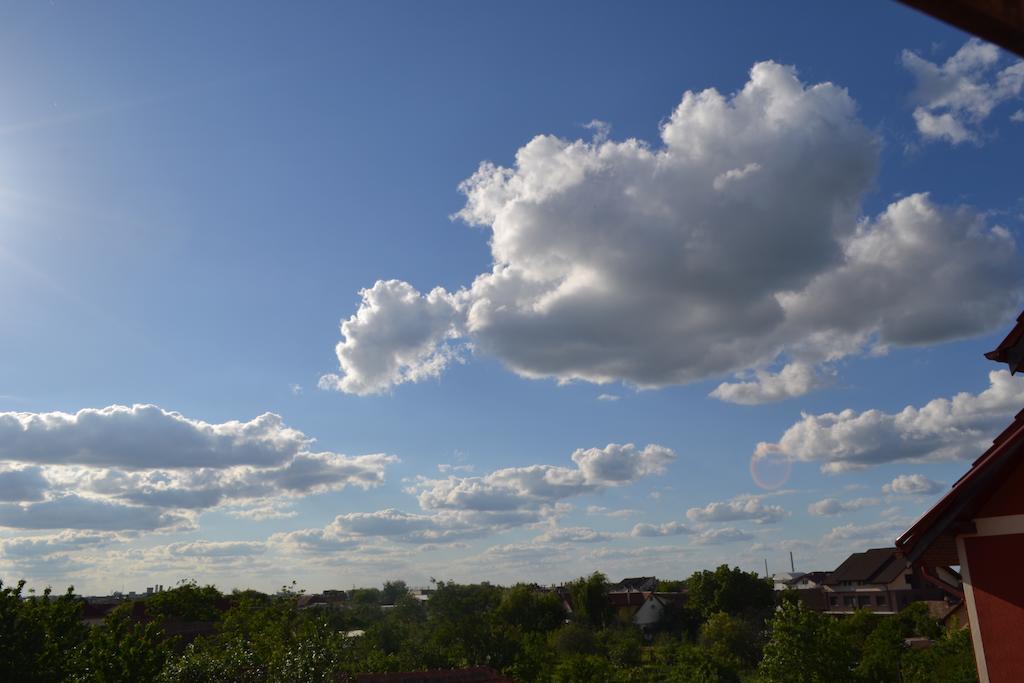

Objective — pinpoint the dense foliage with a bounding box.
[0,570,977,682]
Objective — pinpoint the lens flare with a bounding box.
[750,446,792,490]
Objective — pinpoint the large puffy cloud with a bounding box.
[756,370,1024,473]
[0,465,49,502]
[323,61,1022,397]
[686,495,787,524]
[902,39,1024,144]
[0,405,396,531]
[776,194,1020,348]
[883,474,944,496]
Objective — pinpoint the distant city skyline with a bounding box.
[1,1,1023,595]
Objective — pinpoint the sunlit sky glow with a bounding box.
[1,2,1023,595]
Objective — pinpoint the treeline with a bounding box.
[0,567,976,682]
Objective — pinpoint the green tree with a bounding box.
[424,581,504,667]
[837,608,880,656]
[901,627,978,683]
[897,601,942,640]
[686,565,774,622]
[567,572,613,629]
[380,580,409,605]
[666,643,740,683]
[0,581,87,682]
[758,601,856,683]
[550,622,599,656]
[855,617,904,682]
[551,653,616,682]
[496,584,566,634]
[73,605,172,682]
[598,627,642,667]
[699,611,762,670]
[145,580,223,622]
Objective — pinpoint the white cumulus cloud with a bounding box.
[318,280,465,395]
[902,38,1024,144]
[687,494,787,524]
[0,405,396,531]
[323,61,1021,397]
[711,363,832,405]
[755,370,1024,474]
[883,474,945,496]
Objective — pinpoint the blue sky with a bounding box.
[1,2,1023,594]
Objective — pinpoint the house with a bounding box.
[609,576,658,593]
[896,311,1024,683]
[632,592,687,632]
[608,589,648,623]
[821,547,953,615]
[787,571,828,590]
[606,576,659,623]
[771,572,804,591]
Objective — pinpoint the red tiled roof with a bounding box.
[896,408,1024,565]
[607,591,649,607]
[897,312,1024,564]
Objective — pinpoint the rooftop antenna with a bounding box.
[764,558,769,577]
[790,551,795,573]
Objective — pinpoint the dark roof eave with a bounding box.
[897,1,1024,58]
[897,418,1024,562]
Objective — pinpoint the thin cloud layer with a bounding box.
[902,38,1024,144]
[323,61,1021,397]
[693,527,755,545]
[807,497,880,516]
[273,443,675,557]
[756,370,1024,474]
[631,521,692,537]
[0,405,396,531]
[411,443,674,514]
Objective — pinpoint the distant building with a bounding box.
[771,572,804,591]
[606,576,658,623]
[632,592,687,633]
[608,576,658,593]
[788,571,828,590]
[822,547,954,615]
